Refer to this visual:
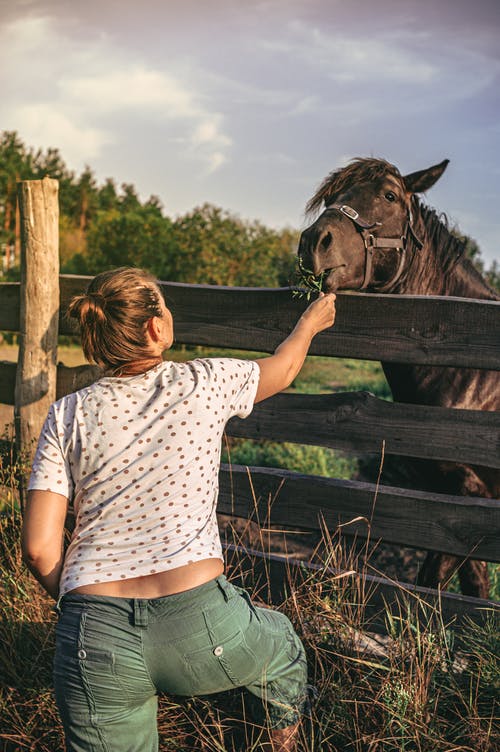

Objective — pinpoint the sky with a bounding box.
[1,0,499,264]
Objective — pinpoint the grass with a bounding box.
[1,498,498,751]
[1,446,499,752]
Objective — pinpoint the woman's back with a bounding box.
[29,357,258,597]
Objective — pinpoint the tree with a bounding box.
[76,167,99,232]
[0,131,37,273]
[119,183,142,213]
[454,228,500,293]
[169,204,297,287]
[85,204,176,277]
[98,178,119,212]
[485,260,500,293]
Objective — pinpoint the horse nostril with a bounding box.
[320,231,332,253]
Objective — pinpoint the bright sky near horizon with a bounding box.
[1,0,499,263]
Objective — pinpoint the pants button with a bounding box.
[213,645,223,656]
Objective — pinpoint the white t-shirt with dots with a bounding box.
[28,358,259,596]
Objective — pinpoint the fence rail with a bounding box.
[218,465,500,562]
[2,371,500,469]
[1,182,499,629]
[225,545,497,633]
[3,276,500,368]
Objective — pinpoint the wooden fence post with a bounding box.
[15,178,59,508]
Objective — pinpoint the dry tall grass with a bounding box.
[0,454,498,751]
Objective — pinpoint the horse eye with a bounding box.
[385,191,396,202]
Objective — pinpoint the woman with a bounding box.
[22,267,336,752]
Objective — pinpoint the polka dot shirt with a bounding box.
[28,358,259,596]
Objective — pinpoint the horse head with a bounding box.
[298,158,449,293]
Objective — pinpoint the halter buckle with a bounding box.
[339,205,359,221]
[365,233,376,249]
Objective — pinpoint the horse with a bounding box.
[297,157,499,599]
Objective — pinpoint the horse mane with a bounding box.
[413,199,466,275]
[305,158,402,217]
[405,197,499,298]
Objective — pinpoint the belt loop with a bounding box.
[133,599,149,628]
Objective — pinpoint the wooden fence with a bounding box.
[1,179,499,634]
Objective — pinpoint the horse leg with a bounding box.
[417,552,490,599]
[417,551,460,590]
[415,464,493,599]
[457,559,490,599]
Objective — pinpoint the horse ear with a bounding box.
[403,159,449,194]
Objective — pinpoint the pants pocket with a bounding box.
[185,629,259,692]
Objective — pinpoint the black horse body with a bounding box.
[298,158,499,598]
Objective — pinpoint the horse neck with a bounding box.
[394,204,499,301]
[398,254,498,300]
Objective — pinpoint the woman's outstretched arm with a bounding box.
[254,293,336,403]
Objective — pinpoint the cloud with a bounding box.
[260,18,500,105]
[0,15,232,173]
[62,68,199,117]
[261,22,436,84]
[8,104,111,163]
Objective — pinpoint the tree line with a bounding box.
[0,131,297,287]
[1,130,498,291]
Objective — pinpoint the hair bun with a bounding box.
[67,293,106,325]
[88,292,107,308]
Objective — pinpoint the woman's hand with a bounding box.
[297,292,336,337]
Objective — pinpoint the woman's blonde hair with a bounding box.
[67,267,165,371]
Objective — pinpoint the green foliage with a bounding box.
[0,131,298,287]
[484,260,500,292]
[291,356,391,399]
[223,438,358,479]
[2,131,499,293]
[169,203,296,287]
[453,228,500,293]
[84,205,176,277]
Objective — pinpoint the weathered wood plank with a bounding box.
[15,179,59,505]
[218,465,500,561]
[56,363,102,397]
[224,544,499,633]
[2,364,499,470]
[227,391,500,469]
[0,362,101,405]
[55,277,500,370]
[3,277,500,369]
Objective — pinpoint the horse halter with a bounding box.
[327,203,423,291]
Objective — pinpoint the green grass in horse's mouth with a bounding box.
[293,257,327,300]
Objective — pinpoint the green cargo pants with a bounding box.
[54,575,308,751]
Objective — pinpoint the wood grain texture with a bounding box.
[54,277,500,370]
[14,179,59,480]
[218,464,500,561]
[226,391,500,468]
[2,364,498,469]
